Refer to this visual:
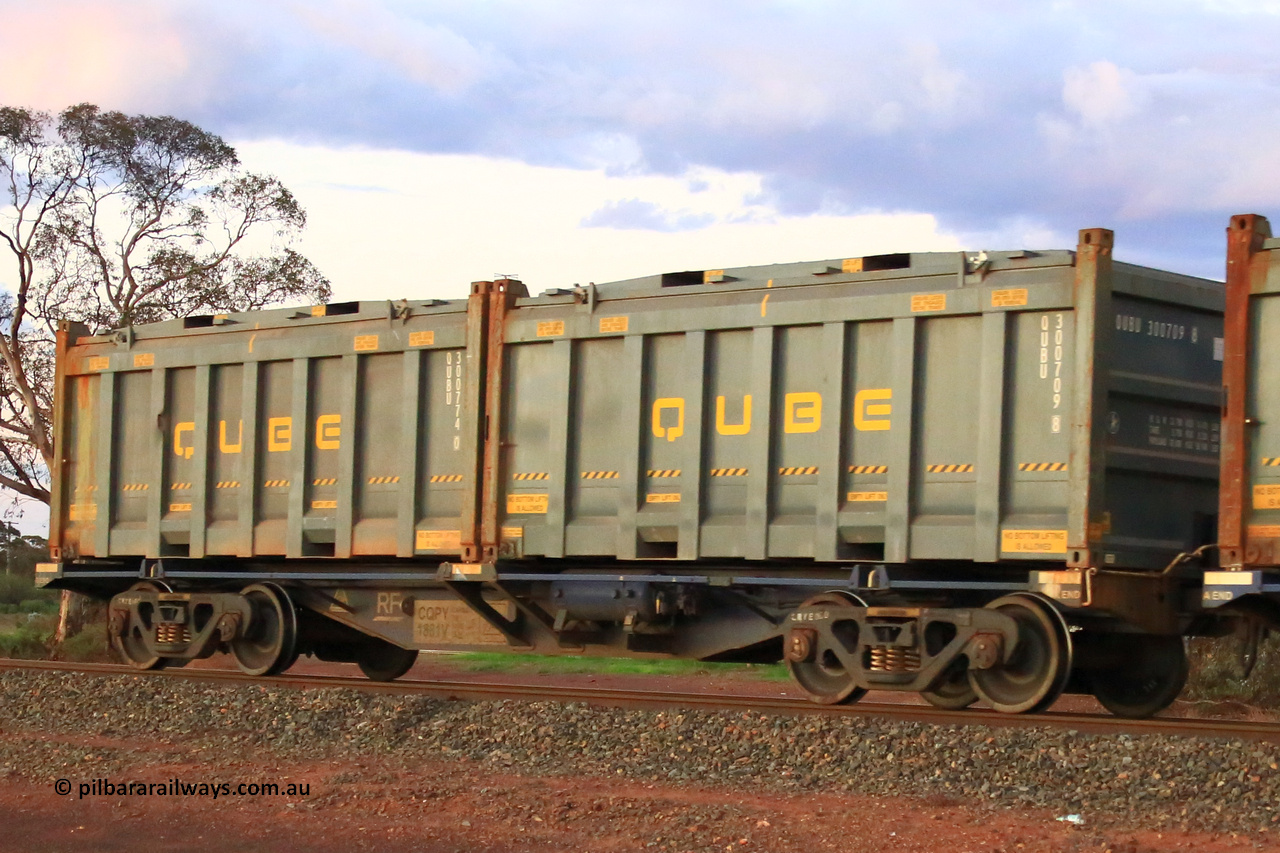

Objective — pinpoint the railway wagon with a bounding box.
[39,227,1226,716]
[1206,213,1280,665]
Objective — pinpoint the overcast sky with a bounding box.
[3,0,1279,302]
[2,0,1279,532]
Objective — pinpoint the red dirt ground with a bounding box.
[4,653,1276,850]
[5,731,1277,853]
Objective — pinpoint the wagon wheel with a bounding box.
[229,583,298,676]
[1090,634,1187,719]
[356,641,419,682]
[113,581,173,671]
[785,591,868,705]
[968,593,1072,714]
[921,658,978,710]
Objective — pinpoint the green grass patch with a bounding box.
[57,622,114,663]
[1185,632,1280,706]
[0,614,54,659]
[0,575,56,607]
[448,651,790,681]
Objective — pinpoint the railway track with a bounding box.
[4,657,1278,743]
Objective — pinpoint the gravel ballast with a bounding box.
[2,669,1277,833]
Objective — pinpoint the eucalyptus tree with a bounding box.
[0,103,331,503]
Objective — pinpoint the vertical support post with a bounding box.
[884,317,917,563]
[745,326,775,560]
[92,371,116,558]
[396,349,422,558]
[145,368,166,558]
[814,321,847,562]
[285,358,308,559]
[459,281,491,563]
[237,362,260,557]
[189,365,212,559]
[1067,227,1114,566]
[544,338,573,558]
[974,311,1008,562]
[49,322,90,557]
[615,334,645,560]
[335,353,359,559]
[1220,214,1273,567]
[478,278,529,564]
[678,331,706,560]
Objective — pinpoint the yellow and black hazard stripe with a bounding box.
[121,483,149,492]
[513,472,550,481]
[1018,462,1068,472]
[926,464,975,474]
[778,466,819,476]
[215,481,241,489]
[710,468,749,477]
[1263,457,1280,467]
[170,482,192,491]
[847,465,888,474]
[313,477,338,486]
[647,469,682,477]
[580,471,619,479]
[429,474,464,483]
[367,476,401,484]
[263,479,291,488]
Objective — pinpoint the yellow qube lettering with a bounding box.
[173,422,195,459]
[715,395,752,436]
[268,417,292,452]
[219,420,243,454]
[854,389,892,431]
[784,392,821,434]
[316,414,341,449]
[652,398,685,442]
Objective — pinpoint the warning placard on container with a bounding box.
[416,529,462,551]
[87,356,110,371]
[1254,485,1280,509]
[408,330,435,347]
[507,493,549,514]
[599,316,629,334]
[991,288,1028,308]
[414,599,513,646]
[646,493,681,503]
[354,334,379,352]
[536,320,565,337]
[910,293,947,312]
[846,491,888,502]
[1001,529,1068,554]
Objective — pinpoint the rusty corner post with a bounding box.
[47,320,91,560]
[1219,214,1273,568]
[459,282,493,564]
[478,278,529,564]
[1067,227,1114,569]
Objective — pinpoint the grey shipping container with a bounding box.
[42,227,1226,716]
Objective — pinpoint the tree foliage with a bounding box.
[0,103,331,503]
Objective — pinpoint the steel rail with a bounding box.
[3,658,1277,743]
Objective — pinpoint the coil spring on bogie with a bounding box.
[868,645,921,672]
[155,624,190,646]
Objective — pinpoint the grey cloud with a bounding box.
[580,199,715,232]
[9,0,1280,275]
